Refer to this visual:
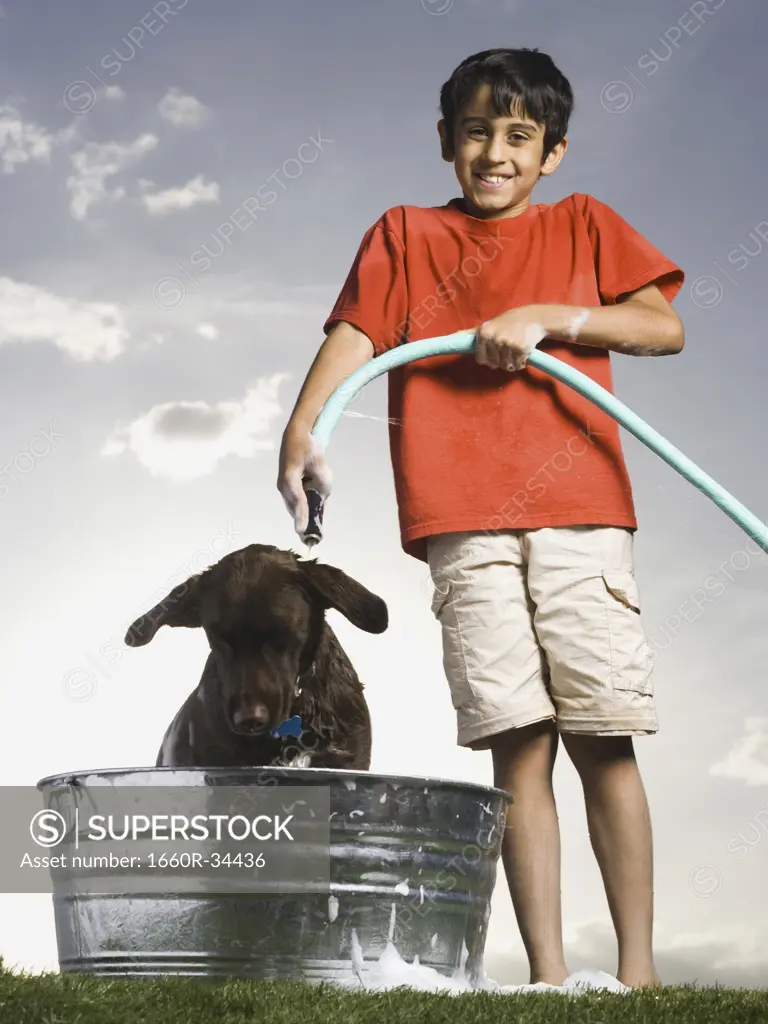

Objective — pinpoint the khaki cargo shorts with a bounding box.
[425,526,657,749]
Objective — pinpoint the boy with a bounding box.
[277,48,684,988]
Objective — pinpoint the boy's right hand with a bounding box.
[277,425,333,539]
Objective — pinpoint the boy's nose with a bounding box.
[482,137,507,162]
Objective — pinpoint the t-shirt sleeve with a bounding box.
[583,195,684,305]
[323,212,408,357]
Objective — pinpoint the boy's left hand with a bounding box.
[475,306,548,372]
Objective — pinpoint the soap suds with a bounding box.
[332,937,630,996]
[287,752,311,768]
[567,308,590,341]
[330,902,629,996]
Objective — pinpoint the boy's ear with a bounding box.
[437,119,453,161]
[540,136,568,177]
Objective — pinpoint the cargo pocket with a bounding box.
[430,578,476,710]
[429,569,452,618]
[601,569,653,695]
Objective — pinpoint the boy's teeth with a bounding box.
[479,175,507,183]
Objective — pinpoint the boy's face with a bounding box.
[438,82,567,219]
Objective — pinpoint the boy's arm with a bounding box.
[281,320,375,435]
[277,211,406,535]
[539,280,685,355]
[277,321,374,533]
[475,283,684,372]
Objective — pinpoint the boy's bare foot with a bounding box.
[530,963,569,986]
[617,966,662,988]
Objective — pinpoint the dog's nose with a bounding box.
[232,703,270,732]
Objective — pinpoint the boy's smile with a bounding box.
[438,82,567,220]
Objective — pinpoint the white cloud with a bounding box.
[137,331,168,353]
[103,85,124,101]
[141,174,219,215]
[0,277,128,361]
[101,374,288,481]
[67,133,158,220]
[652,924,768,987]
[710,718,768,786]
[0,104,74,174]
[196,322,218,340]
[157,88,209,128]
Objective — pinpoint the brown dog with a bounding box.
[124,544,388,769]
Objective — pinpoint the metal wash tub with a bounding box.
[36,767,511,986]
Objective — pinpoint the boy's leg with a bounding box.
[560,732,660,987]
[488,720,569,985]
[525,526,660,988]
[426,531,569,985]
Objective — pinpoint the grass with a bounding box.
[1,961,767,1024]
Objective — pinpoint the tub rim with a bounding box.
[36,765,513,803]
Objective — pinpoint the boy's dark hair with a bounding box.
[439,48,573,160]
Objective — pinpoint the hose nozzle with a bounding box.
[302,486,325,551]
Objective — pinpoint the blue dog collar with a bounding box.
[271,715,302,739]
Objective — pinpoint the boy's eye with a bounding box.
[466,127,529,142]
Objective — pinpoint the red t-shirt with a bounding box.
[323,192,684,563]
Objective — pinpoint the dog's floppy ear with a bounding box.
[300,562,388,634]
[124,574,204,647]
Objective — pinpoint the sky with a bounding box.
[0,0,766,990]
